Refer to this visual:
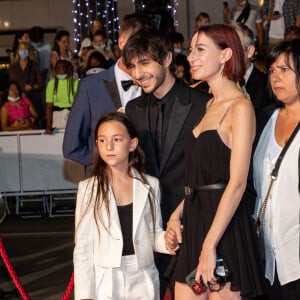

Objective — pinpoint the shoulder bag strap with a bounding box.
[256,121,300,235]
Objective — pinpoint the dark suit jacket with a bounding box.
[126,80,211,225]
[246,65,270,111]
[63,66,121,169]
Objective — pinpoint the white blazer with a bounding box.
[73,169,169,299]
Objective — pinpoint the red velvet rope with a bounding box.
[0,236,74,300]
[61,272,74,300]
[0,236,31,300]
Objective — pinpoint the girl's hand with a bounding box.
[195,243,217,288]
[164,218,182,254]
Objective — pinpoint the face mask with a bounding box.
[8,96,20,102]
[94,44,106,51]
[56,74,67,80]
[240,0,247,5]
[174,48,182,54]
[19,49,29,59]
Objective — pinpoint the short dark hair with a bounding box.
[166,31,184,44]
[195,12,210,23]
[92,30,107,41]
[266,39,300,102]
[30,26,44,43]
[195,24,246,83]
[3,81,22,103]
[123,27,173,67]
[119,13,153,35]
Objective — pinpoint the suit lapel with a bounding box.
[159,94,192,174]
[136,95,159,175]
[108,187,122,237]
[132,173,149,239]
[107,172,149,240]
[104,79,122,109]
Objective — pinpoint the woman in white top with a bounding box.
[253,39,300,300]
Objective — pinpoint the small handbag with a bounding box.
[256,121,300,236]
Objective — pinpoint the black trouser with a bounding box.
[265,267,300,300]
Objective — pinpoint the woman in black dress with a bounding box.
[165,24,264,300]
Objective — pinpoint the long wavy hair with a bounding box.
[80,112,156,235]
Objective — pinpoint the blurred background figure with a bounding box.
[223,0,264,50]
[78,19,107,56]
[8,31,39,65]
[167,31,185,55]
[194,12,211,30]
[8,41,43,128]
[30,26,52,88]
[81,49,108,77]
[233,23,272,113]
[45,60,78,134]
[50,30,79,78]
[142,0,175,33]
[90,30,116,66]
[261,0,300,50]
[0,81,38,131]
[284,25,300,40]
[171,53,192,85]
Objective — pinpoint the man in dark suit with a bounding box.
[233,23,272,111]
[63,13,151,174]
[124,27,210,298]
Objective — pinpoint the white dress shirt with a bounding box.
[114,59,142,108]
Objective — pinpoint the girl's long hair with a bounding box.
[53,60,75,103]
[81,112,156,235]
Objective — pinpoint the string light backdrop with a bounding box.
[133,0,179,28]
[72,0,178,51]
[72,0,118,52]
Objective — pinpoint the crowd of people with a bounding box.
[0,1,300,299]
[0,20,120,133]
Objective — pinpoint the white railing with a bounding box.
[0,129,85,216]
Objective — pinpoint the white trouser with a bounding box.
[95,255,160,300]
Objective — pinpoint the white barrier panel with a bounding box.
[0,129,81,195]
[0,135,20,192]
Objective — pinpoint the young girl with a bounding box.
[73,112,172,300]
[45,60,78,134]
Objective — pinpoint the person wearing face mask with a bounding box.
[90,30,116,67]
[45,60,78,134]
[9,31,39,65]
[0,81,38,131]
[166,31,185,55]
[8,41,43,128]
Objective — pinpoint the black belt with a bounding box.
[52,106,71,112]
[185,183,226,195]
